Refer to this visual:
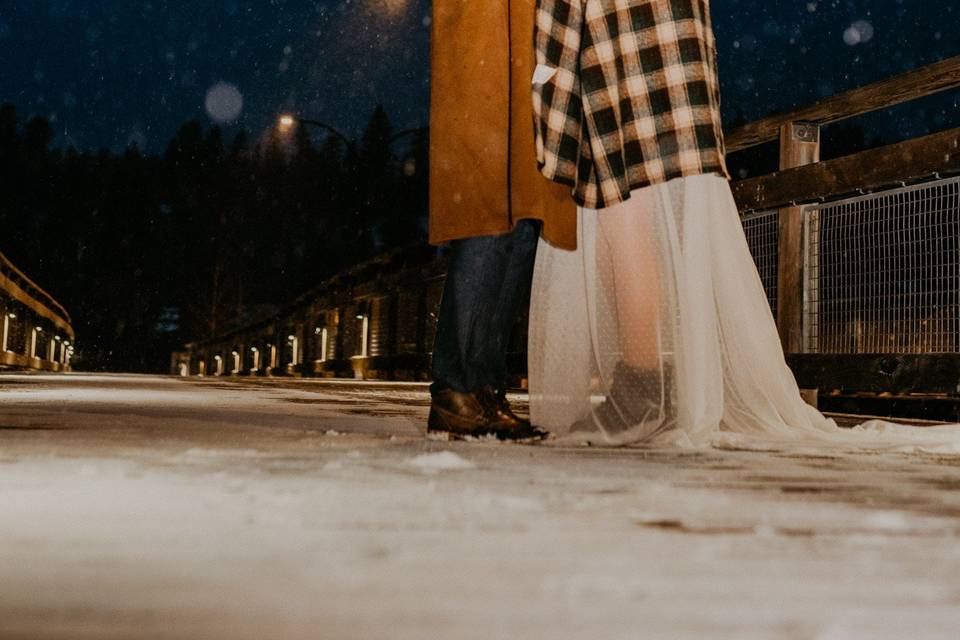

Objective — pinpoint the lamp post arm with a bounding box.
[296,118,352,149]
[388,127,426,146]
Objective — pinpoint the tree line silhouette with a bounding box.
[0,103,428,372]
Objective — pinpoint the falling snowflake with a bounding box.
[843,20,875,46]
[204,82,243,123]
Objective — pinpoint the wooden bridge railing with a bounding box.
[0,250,75,371]
[727,55,960,351]
[726,55,960,418]
[726,55,960,153]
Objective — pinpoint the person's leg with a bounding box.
[430,231,515,395]
[485,219,542,393]
[576,188,672,440]
[598,192,662,370]
[429,222,546,438]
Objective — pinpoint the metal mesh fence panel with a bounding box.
[741,210,780,316]
[804,177,960,354]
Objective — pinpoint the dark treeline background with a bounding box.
[0,103,428,372]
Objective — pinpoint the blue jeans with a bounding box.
[431,220,542,395]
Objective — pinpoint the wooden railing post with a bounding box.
[777,121,820,354]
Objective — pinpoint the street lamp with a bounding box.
[277,114,426,154]
[277,114,352,149]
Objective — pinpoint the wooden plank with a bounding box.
[0,349,66,372]
[733,126,960,213]
[819,396,960,424]
[726,55,960,152]
[787,354,960,395]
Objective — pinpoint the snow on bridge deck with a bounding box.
[1,373,959,639]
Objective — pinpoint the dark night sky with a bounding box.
[1,0,959,153]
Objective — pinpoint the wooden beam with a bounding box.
[0,271,75,338]
[0,251,73,330]
[726,55,960,153]
[787,354,960,396]
[733,126,960,213]
[776,122,821,354]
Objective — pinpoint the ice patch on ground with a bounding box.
[405,451,476,472]
[181,448,262,458]
[863,511,910,531]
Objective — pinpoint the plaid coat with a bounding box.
[533,0,729,209]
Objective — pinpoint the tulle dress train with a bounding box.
[527,174,960,453]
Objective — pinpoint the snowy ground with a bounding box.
[1,373,960,639]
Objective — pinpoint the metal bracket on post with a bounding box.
[790,122,820,144]
[777,121,821,355]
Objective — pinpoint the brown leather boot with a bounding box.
[478,386,549,441]
[427,388,498,438]
[428,388,548,441]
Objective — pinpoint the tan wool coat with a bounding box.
[429,1,578,250]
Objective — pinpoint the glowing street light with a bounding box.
[276,114,351,148]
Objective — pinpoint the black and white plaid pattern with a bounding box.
[533,0,729,209]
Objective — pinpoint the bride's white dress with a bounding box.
[528,174,960,453]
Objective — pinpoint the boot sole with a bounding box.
[427,407,548,443]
